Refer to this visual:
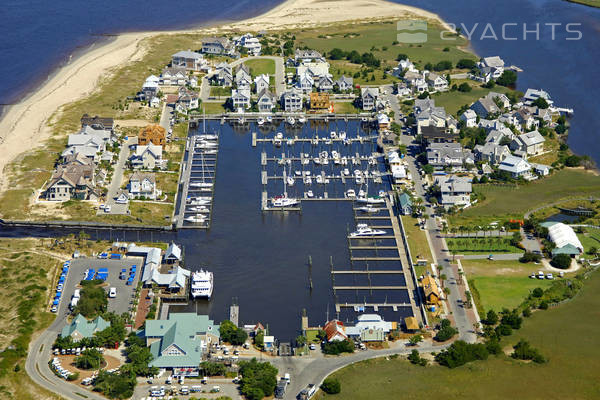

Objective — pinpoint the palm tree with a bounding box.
[440,273,447,288]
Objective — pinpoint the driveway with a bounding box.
[102,137,135,215]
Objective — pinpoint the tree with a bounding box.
[321,378,341,394]
[483,309,498,326]
[456,59,477,69]
[519,252,541,263]
[254,329,265,349]
[435,340,489,368]
[93,370,136,399]
[434,319,458,342]
[551,253,572,269]
[199,361,226,376]
[329,48,346,60]
[532,287,544,298]
[408,334,423,346]
[75,348,103,370]
[511,339,546,363]
[532,97,549,109]
[496,70,517,86]
[433,60,453,71]
[458,82,472,92]
[220,320,248,345]
[238,358,278,400]
[296,335,307,347]
[587,246,598,256]
[322,339,354,355]
[396,53,408,61]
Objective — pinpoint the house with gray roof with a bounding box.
[201,37,233,55]
[164,243,182,263]
[434,175,472,207]
[172,50,206,71]
[510,130,545,155]
[317,75,334,92]
[142,313,220,373]
[294,49,325,64]
[427,142,474,168]
[281,88,303,112]
[61,315,110,342]
[257,89,276,113]
[460,109,477,128]
[361,87,379,111]
[474,142,510,165]
[335,75,354,91]
[231,88,251,110]
[522,88,553,106]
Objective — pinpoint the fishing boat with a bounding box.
[350,223,386,237]
[257,117,265,125]
[190,269,213,299]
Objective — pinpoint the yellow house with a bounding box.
[422,275,440,305]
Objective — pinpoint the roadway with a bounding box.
[102,137,135,215]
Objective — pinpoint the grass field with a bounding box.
[243,58,276,76]
[332,101,361,114]
[448,169,600,227]
[209,86,232,97]
[401,216,433,276]
[446,237,522,254]
[577,227,600,253]
[461,259,552,313]
[201,101,228,114]
[317,269,600,400]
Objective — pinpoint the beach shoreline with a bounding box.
[0,0,450,192]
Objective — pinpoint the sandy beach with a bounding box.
[0,0,447,192]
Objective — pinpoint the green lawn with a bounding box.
[317,269,600,400]
[155,172,179,202]
[332,101,361,114]
[461,259,551,313]
[401,216,433,276]
[449,169,600,227]
[201,102,228,115]
[243,58,275,76]
[577,227,600,253]
[209,86,232,97]
[446,237,522,254]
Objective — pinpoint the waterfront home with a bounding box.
[460,109,477,127]
[128,171,159,200]
[471,94,501,118]
[202,37,234,55]
[530,162,552,176]
[498,155,532,178]
[427,142,474,169]
[309,92,330,111]
[398,193,413,215]
[522,88,553,106]
[138,125,166,147]
[281,88,303,112]
[377,113,390,130]
[476,56,505,82]
[142,313,220,375]
[145,265,190,293]
[257,89,276,113]
[68,125,112,147]
[323,320,347,342]
[510,130,545,155]
[360,87,379,111]
[426,72,448,91]
[172,50,206,71]
[81,114,114,132]
[392,58,417,77]
[61,315,110,342]
[345,314,396,342]
[316,75,334,92]
[334,75,354,92]
[420,125,459,145]
[297,73,314,93]
[403,70,427,93]
[435,175,472,206]
[176,88,199,113]
[164,243,182,264]
[514,108,539,130]
[129,143,164,170]
[44,162,96,201]
[141,75,160,101]
[254,74,270,94]
[421,276,440,305]
[474,142,511,165]
[160,67,188,86]
[115,189,129,204]
[231,88,251,110]
[294,49,325,64]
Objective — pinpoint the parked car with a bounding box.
[546,273,554,280]
[108,287,117,298]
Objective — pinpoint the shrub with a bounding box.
[322,340,354,355]
[408,349,428,366]
[458,82,472,92]
[519,252,541,263]
[483,310,498,326]
[496,70,517,86]
[321,378,341,394]
[511,339,546,363]
[456,59,477,69]
[551,254,572,269]
[75,348,103,370]
[435,341,489,368]
[434,319,458,342]
[532,287,544,298]
[539,300,549,310]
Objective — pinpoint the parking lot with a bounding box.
[134,376,242,400]
[57,255,145,320]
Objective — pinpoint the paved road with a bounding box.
[103,137,135,215]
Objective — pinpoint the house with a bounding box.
[297,73,314,93]
[138,125,166,147]
[403,71,427,92]
[460,109,477,127]
[426,72,448,91]
[294,49,325,64]
[474,142,510,165]
[145,265,190,292]
[263,336,275,351]
[514,108,539,130]
[323,320,347,342]
[80,114,114,132]
[510,130,545,155]
[160,67,188,86]
[345,314,396,342]
[435,175,472,206]
[392,58,417,77]
[471,96,499,118]
[231,88,251,110]
[176,88,199,113]
[335,75,354,91]
[61,315,110,342]
[164,243,182,264]
[420,125,459,145]
[128,171,158,200]
[398,193,412,215]
[309,92,330,110]
[236,64,251,82]
[522,88,553,106]
[396,82,411,97]
[498,155,532,178]
[254,74,270,94]
[172,50,205,71]
[477,56,505,81]
[427,142,474,168]
[239,34,261,56]
[44,162,96,201]
[360,87,379,111]
[415,100,447,134]
[421,276,440,305]
[114,189,129,204]
[142,313,220,374]
[540,222,583,257]
[129,143,164,170]
[141,75,160,101]
[201,37,233,55]
[281,89,303,112]
[377,113,390,130]
[531,162,551,176]
[212,62,233,87]
[296,60,330,80]
[257,89,276,113]
[316,75,334,92]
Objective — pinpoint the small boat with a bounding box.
[274,138,282,147]
[188,206,210,213]
[339,131,347,140]
[356,177,364,185]
[330,131,337,139]
[238,116,245,124]
[346,189,356,198]
[304,176,312,185]
[302,157,310,165]
[287,116,295,125]
[189,182,213,188]
[316,175,324,184]
[295,170,302,176]
[325,139,333,145]
[257,117,265,126]
[287,138,294,146]
[199,134,218,140]
[356,196,386,204]
[341,157,348,165]
[312,138,319,145]
[343,168,350,176]
[304,171,311,176]
[322,158,329,165]
[314,157,322,165]
[298,116,307,123]
[358,206,381,213]
[354,169,362,177]
[191,269,213,299]
[358,189,366,198]
[266,115,273,123]
[350,223,386,237]
[185,215,206,223]
[202,149,218,154]
[306,190,314,198]
[287,176,295,186]
[187,198,211,206]
[271,195,299,207]
[276,132,283,139]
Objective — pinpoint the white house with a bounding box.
[460,109,478,128]
[361,87,379,111]
[426,72,448,91]
[129,144,164,170]
[522,88,553,106]
[128,171,159,200]
[335,75,354,91]
[477,56,505,81]
[231,89,251,110]
[281,89,303,112]
[254,74,270,94]
[510,130,545,155]
[498,155,532,178]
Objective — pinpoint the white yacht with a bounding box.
[187,198,211,206]
[191,269,213,299]
[257,117,265,126]
[189,182,213,188]
[188,206,210,213]
[358,206,381,213]
[346,189,356,198]
[350,224,386,237]
[306,190,314,198]
[185,215,206,223]
[271,195,300,207]
[356,196,386,204]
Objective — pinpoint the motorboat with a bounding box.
[266,116,273,123]
[202,149,218,154]
[356,196,386,204]
[199,134,218,140]
[257,117,265,126]
[356,176,364,185]
[298,116,307,124]
[306,190,314,198]
[190,269,213,299]
[354,169,362,177]
[187,198,211,206]
[358,189,366,198]
[287,138,294,146]
[276,132,284,139]
[287,176,295,187]
[188,206,210,213]
[330,131,337,139]
[343,168,350,176]
[295,170,302,176]
[341,157,348,165]
[302,157,310,165]
[358,206,381,213]
[312,137,319,146]
[314,157,322,165]
[274,138,282,147]
[271,195,299,207]
[346,189,356,198]
[350,223,386,237]
[304,171,311,176]
[189,182,213,188]
[185,215,206,223]
[287,116,295,125]
[339,131,347,140]
[316,175,324,184]
[304,176,312,185]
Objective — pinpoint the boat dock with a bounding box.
[174,132,220,229]
[252,133,378,147]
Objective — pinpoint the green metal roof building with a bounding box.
[61,315,110,342]
[141,313,220,372]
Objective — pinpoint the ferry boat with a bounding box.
[350,223,386,237]
[191,269,213,299]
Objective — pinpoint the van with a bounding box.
[109,287,117,298]
[180,386,189,395]
[191,385,202,392]
[284,373,291,383]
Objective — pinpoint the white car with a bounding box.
[108,287,117,298]
[104,205,111,213]
[546,273,554,280]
